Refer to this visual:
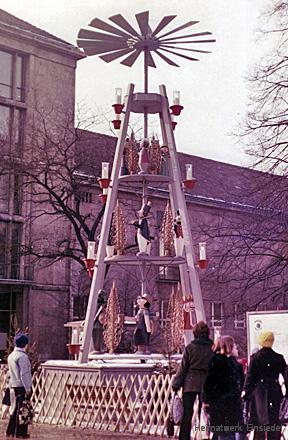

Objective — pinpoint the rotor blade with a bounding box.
[154,50,179,67]
[80,41,128,56]
[147,52,156,68]
[160,47,199,62]
[77,29,127,42]
[157,20,199,39]
[135,11,150,35]
[77,39,124,48]
[159,43,211,53]
[121,49,141,67]
[100,48,134,63]
[109,14,140,37]
[162,39,216,45]
[89,17,132,38]
[151,15,177,37]
[160,31,213,42]
[160,39,215,45]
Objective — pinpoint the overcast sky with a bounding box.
[0,0,270,166]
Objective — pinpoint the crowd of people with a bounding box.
[173,322,288,440]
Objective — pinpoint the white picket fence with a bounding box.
[0,365,182,436]
[1,365,287,438]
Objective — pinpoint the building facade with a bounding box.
[0,9,83,360]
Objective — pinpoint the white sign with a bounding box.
[247,310,288,362]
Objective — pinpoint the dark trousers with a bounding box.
[6,387,28,437]
[179,391,201,440]
[254,429,282,440]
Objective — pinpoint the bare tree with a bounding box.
[240,0,288,175]
[1,104,108,270]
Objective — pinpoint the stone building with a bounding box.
[0,9,83,360]
[0,10,286,360]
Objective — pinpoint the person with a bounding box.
[203,335,243,440]
[172,321,214,440]
[243,331,288,440]
[6,333,32,439]
[131,201,153,256]
[133,296,152,354]
[92,291,107,353]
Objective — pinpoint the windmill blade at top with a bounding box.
[121,49,141,67]
[147,52,156,68]
[89,17,132,38]
[160,44,211,54]
[154,49,180,67]
[160,47,199,62]
[135,11,150,35]
[161,31,213,42]
[78,11,215,73]
[109,14,140,37]
[80,41,128,56]
[100,47,134,63]
[78,28,127,42]
[157,20,199,39]
[151,15,177,37]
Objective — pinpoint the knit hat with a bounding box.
[14,333,29,348]
[258,331,274,348]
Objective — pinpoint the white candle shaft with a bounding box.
[186,164,193,180]
[199,243,206,260]
[87,241,95,259]
[71,329,78,344]
[173,90,180,105]
[115,88,122,104]
[102,162,109,179]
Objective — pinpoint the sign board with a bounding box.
[247,310,288,362]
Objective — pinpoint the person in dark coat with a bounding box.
[172,321,214,440]
[243,331,287,440]
[203,335,244,440]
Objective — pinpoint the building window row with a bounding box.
[75,191,93,204]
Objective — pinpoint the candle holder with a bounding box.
[198,259,209,270]
[171,121,177,131]
[83,258,96,278]
[66,343,81,356]
[170,104,184,116]
[112,103,124,114]
[112,119,121,130]
[97,177,111,189]
[183,178,197,189]
[99,193,108,203]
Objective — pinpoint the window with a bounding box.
[0,174,9,212]
[10,223,21,279]
[234,304,245,329]
[0,221,21,279]
[0,50,25,102]
[75,191,93,204]
[0,222,8,277]
[211,302,223,327]
[73,295,88,320]
[0,50,12,99]
[0,104,10,142]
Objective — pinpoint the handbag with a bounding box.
[2,388,11,406]
[170,393,184,425]
[279,396,288,424]
[18,399,34,425]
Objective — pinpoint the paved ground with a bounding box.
[0,421,167,439]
